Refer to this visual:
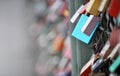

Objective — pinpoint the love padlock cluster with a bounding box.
[70,0,120,76]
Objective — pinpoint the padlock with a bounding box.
[89,72,105,76]
[70,5,85,23]
[80,53,101,76]
[109,55,120,74]
[98,0,111,13]
[91,57,105,73]
[107,43,120,60]
[107,0,120,18]
[72,14,100,44]
[86,0,102,16]
[80,41,110,76]
[97,40,109,56]
[52,35,64,53]
[70,2,89,23]
[80,57,93,76]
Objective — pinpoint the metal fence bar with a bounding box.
[68,0,78,76]
[68,0,92,76]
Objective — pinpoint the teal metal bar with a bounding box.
[68,0,92,76]
[68,0,78,76]
[74,0,92,74]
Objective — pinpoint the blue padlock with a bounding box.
[72,14,100,44]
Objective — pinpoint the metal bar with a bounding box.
[68,0,92,76]
[68,0,78,76]
[74,1,92,76]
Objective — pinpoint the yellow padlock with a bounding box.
[98,0,111,13]
[86,0,102,16]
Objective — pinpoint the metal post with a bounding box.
[68,0,78,76]
[68,0,92,76]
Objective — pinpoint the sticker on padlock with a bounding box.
[72,14,100,44]
[107,0,120,18]
[81,15,100,36]
[70,2,89,23]
[86,0,102,16]
[81,15,94,33]
[98,0,111,13]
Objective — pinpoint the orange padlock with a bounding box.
[53,35,65,52]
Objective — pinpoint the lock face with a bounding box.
[81,15,94,33]
[82,16,100,36]
[72,14,100,44]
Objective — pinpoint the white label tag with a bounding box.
[70,5,84,23]
[81,15,94,33]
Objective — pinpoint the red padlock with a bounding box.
[107,0,120,18]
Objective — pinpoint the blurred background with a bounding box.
[0,0,71,76]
